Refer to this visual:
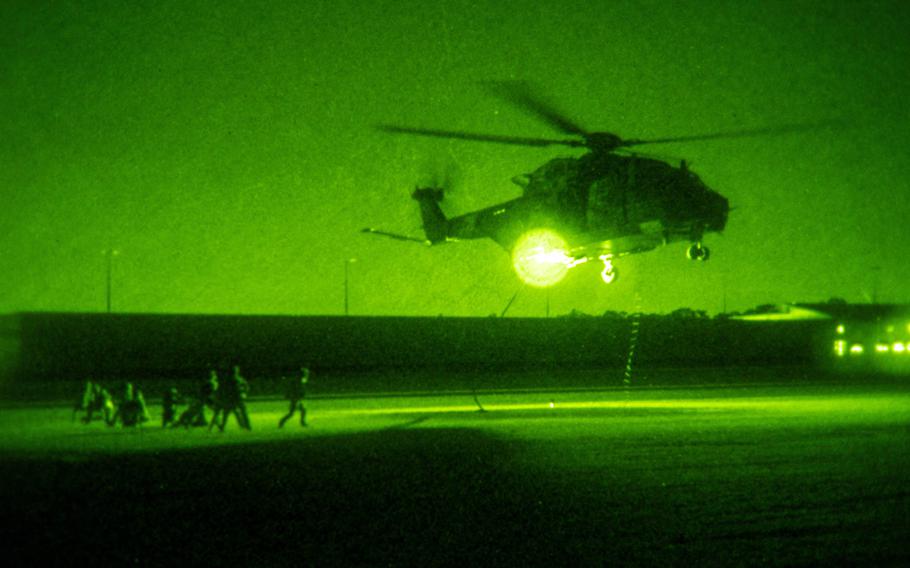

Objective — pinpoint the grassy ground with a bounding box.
[2,380,909,564]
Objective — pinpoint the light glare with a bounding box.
[599,255,616,284]
[833,340,846,357]
[511,229,572,287]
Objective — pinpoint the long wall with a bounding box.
[5,312,830,385]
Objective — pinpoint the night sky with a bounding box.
[2,0,908,317]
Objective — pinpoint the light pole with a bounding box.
[102,248,120,313]
[344,258,357,315]
[871,265,882,304]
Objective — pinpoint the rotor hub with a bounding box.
[584,132,625,153]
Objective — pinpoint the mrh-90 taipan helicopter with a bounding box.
[365,81,821,287]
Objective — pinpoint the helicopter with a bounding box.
[364,82,818,287]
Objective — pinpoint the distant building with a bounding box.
[731,303,832,322]
[735,302,910,372]
[806,303,910,372]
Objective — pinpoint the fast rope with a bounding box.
[624,291,643,387]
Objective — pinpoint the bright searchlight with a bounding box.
[511,229,580,287]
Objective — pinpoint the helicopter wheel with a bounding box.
[686,243,710,261]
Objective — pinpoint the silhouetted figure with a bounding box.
[73,380,94,422]
[234,366,251,429]
[215,365,251,431]
[82,383,114,425]
[175,371,218,428]
[110,382,149,427]
[161,386,182,428]
[208,368,229,431]
[278,367,310,428]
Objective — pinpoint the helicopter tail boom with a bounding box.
[412,187,449,244]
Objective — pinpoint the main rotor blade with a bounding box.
[377,124,584,148]
[481,80,589,136]
[620,120,843,148]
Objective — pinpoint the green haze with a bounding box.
[2,0,908,316]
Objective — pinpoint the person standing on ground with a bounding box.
[73,380,94,422]
[215,365,251,431]
[278,366,310,428]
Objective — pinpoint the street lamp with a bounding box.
[871,265,882,304]
[344,258,357,315]
[102,248,120,313]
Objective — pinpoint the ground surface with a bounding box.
[2,374,909,565]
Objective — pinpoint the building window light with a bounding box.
[833,340,846,357]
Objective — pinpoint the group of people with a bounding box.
[168,365,253,431]
[74,380,150,427]
[77,366,310,431]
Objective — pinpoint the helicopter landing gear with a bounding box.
[599,255,617,284]
[686,242,710,261]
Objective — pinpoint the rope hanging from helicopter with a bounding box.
[624,290,643,388]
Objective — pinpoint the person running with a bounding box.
[214,366,251,432]
[278,367,310,428]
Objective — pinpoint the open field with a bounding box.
[2,375,909,564]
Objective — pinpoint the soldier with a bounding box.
[214,365,251,432]
[82,383,114,425]
[161,386,182,428]
[208,369,228,431]
[73,380,94,422]
[175,370,218,428]
[278,366,310,428]
[134,387,150,424]
[110,382,150,427]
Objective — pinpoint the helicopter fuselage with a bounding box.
[372,81,813,284]
[417,151,729,263]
